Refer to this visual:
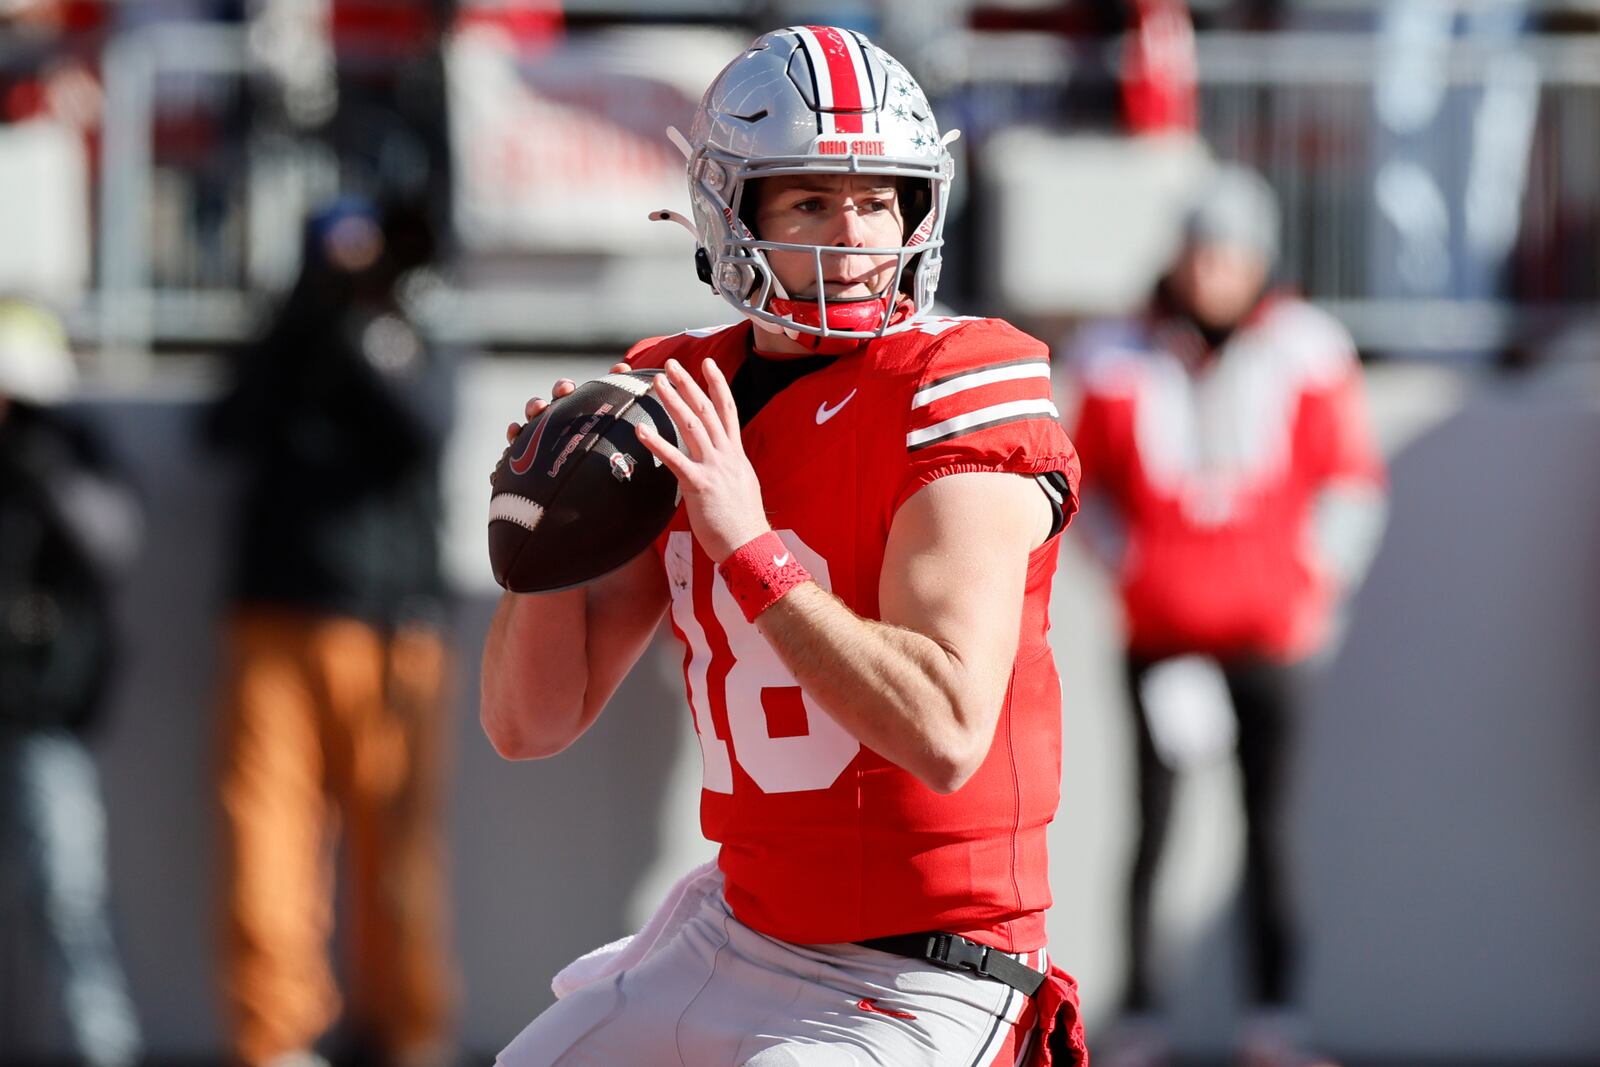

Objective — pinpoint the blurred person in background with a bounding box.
[1065,164,1387,1067]
[204,194,458,1067]
[0,296,143,1067]
[0,0,105,129]
[956,0,1198,135]
[324,0,461,242]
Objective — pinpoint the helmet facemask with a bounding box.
[694,154,951,351]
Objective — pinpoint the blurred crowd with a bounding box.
[0,2,1595,1066]
[5,0,1595,346]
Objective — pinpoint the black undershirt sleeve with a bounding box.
[1037,470,1073,541]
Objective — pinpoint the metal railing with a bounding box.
[47,24,1600,363]
[935,29,1600,355]
[94,22,337,378]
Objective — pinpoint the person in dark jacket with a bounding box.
[205,195,458,1067]
[0,297,143,1067]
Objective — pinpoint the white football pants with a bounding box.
[496,866,1043,1067]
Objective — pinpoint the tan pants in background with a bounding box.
[219,609,457,1067]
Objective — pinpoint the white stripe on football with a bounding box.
[489,493,545,531]
[598,373,652,396]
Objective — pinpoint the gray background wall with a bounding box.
[81,354,1600,1063]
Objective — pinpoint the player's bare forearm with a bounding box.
[754,582,1016,793]
[480,550,669,760]
[848,472,1049,790]
[480,588,589,758]
[754,473,1046,793]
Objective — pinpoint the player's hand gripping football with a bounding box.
[502,362,632,445]
[635,358,770,564]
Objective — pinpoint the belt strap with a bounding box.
[856,932,1045,997]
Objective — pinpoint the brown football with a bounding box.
[488,369,679,592]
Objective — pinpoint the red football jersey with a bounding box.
[626,317,1081,952]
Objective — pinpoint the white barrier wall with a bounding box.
[80,355,1600,1063]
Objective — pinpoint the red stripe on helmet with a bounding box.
[807,25,865,134]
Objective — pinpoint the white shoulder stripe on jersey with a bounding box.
[906,398,1060,449]
[912,360,1050,410]
[489,493,544,531]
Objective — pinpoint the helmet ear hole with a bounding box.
[695,248,714,288]
[897,178,936,298]
[899,253,922,299]
[736,178,764,240]
[900,178,933,240]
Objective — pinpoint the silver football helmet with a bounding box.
[656,26,956,352]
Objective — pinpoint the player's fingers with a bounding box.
[523,395,553,422]
[552,378,578,397]
[505,420,522,444]
[636,422,694,483]
[664,359,727,448]
[700,358,741,441]
[610,361,632,374]
[653,375,711,461]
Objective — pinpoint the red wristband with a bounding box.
[718,531,812,622]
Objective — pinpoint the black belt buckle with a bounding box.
[855,931,1046,997]
[926,932,990,977]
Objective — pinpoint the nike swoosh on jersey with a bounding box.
[815,388,858,425]
[773,553,791,568]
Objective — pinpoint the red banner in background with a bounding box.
[446,26,741,253]
[332,1,563,57]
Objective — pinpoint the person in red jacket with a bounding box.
[1067,163,1386,1067]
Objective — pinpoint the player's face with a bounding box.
[1169,241,1270,331]
[751,175,906,301]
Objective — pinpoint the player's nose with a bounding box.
[829,203,869,248]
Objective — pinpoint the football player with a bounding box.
[482,26,1087,1067]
